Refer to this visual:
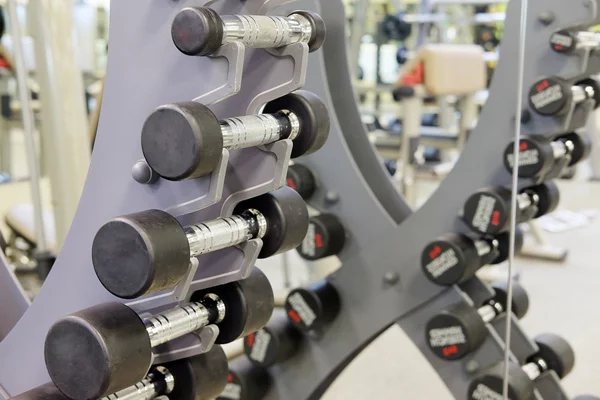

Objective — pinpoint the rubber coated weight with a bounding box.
[192,267,274,344]
[528,77,572,116]
[503,136,556,178]
[297,213,346,260]
[234,186,309,258]
[141,102,223,181]
[287,163,317,200]
[92,209,190,299]
[289,11,326,52]
[550,30,577,53]
[44,303,152,400]
[462,187,512,234]
[263,90,330,158]
[530,181,560,218]
[533,333,575,379]
[165,345,229,400]
[467,363,534,400]
[559,132,593,166]
[244,309,302,367]
[285,280,340,333]
[11,383,70,400]
[489,280,530,319]
[218,357,271,400]
[381,14,412,41]
[420,234,481,286]
[577,77,600,108]
[171,7,224,56]
[490,227,524,265]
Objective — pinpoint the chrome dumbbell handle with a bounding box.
[102,366,174,400]
[185,209,267,258]
[221,14,312,49]
[144,295,225,348]
[220,111,300,151]
[522,358,548,381]
[476,302,504,324]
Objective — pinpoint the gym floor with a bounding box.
[2,135,599,398]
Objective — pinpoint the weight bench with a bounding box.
[392,44,487,207]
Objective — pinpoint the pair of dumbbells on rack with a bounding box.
[528,75,600,118]
[42,267,273,400]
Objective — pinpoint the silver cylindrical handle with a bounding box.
[220,111,299,151]
[516,192,535,211]
[144,302,212,348]
[221,14,312,48]
[522,359,545,381]
[573,31,600,51]
[102,367,174,400]
[185,210,267,258]
[474,239,493,258]
[550,140,569,160]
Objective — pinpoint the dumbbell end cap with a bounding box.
[141,103,223,181]
[289,11,326,52]
[172,7,224,56]
[92,210,191,299]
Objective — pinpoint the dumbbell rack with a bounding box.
[0,0,598,399]
[261,0,600,399]
[0,0,320,396]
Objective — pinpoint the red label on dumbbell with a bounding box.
[299,222,325,259]
[468,194,501,234]
[528,77,567,116]
[421,242,460,283]
[286,177,297,190]
[426,313,470,360]
[244,329,272,364]
[503,139,543,178]
[285,290,318,331]
[218,373,242,400]
[549,31,575,53]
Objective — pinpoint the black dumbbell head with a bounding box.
[578,77,600,108]
[467,362,534,400]
[528,181,560,218]
[503,137,555,178]
[218,357,271,400]
[549,30,577,53]
[193,267,274,344]
[141,102,223,181]
[287,163,317,200]
[528,77,572,116]
[44,303,152,399]
[425,303,487,360]
[559,132,593,166]
[171,7,224,56]
[533,333,575,379]
[244,309,302,367]
[92,209,191,299]
[165,345,228,400]
[235,186,309,258]
[463,187,511,235]
[263,90,330,158]
[297,213,345,260]
[420,234,480,286]
[490,227,524,265]
[285,280,341,333]
[11,383,71,400]
[489,280,529,319]
[288,11,326,52]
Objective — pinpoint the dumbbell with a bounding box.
[462,181,560,235]
[171,8,325,57]
[550,29,600,54]
[421,229,524,286]
[218,357,271,400]
[381,14,412,42]
[44,268,274,400]
[101,345,228,400]
[92,186,307,299]
[285,280,341,334]
[287,163,317,200]
[297,214,346,260]
[503,132,592,179]
[528,76,600,116]
[244,309,302,367]
[141,90,330,181]
[467,333,575,400]
[426,281,529,360]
